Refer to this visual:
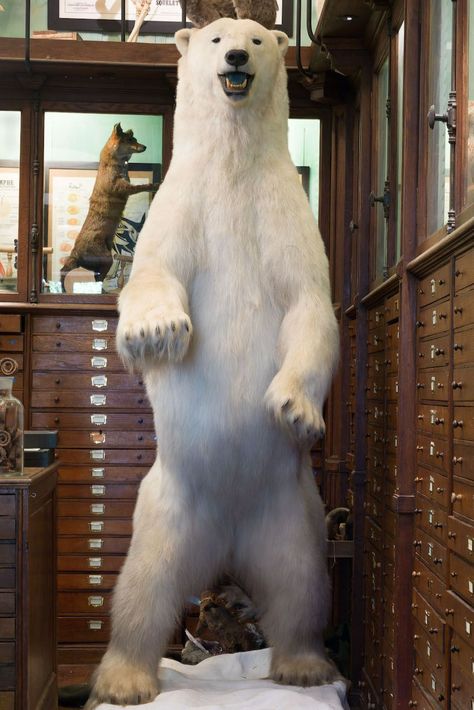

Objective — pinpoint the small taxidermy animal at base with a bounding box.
[60,123,159,291]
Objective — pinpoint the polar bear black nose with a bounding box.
[225,49,249,67]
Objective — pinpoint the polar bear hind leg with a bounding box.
[236,465,342,687]
[85,462,228,709]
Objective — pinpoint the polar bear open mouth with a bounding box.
[219,72,254,99]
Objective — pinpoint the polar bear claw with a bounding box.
[117,309,193,368]
[265,374,326,446]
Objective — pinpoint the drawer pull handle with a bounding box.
[91,414,107,426]
[453,457,463,465]
[414,477,423,483]
[451,493,463,502]
[428,627,438,634]
[88,539,103,549]
[413,540,422,548]
[453,342,463,351]
[56,341,61,347]
[408,702,417,707]
[92,320,108,332]
[92,338,108,351]
[436,487,444,493]
[91,485,106,496]
[451,571,457,577]
[91,468,105,478]
[54,396,60,403]
[454,307,463,315]
[448,531,456,540]
[416,383,424,389]
[433,558,443,565]
[89,521,104,532]
[438,312,447,319]
[452,381,463,389]
[412,571,421,578]
[416,321,424,328]
[414,667,423,675]
[417,414,424,420]
[434,417,444,425]
[88,595,104,608]
[55,322,61,329]
[88,620,103,631]
[434,523,443,529]
[90,504,105,514]
[89,557,102,568]
[435,451,444,459]
[55,378,61,385]
[450,645,459,652]
[452,420,463,428]
[88,574,103,585]
[416,446,423,452]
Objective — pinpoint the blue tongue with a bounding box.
[228,72,246,83]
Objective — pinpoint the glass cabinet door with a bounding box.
[42,112,163,297]
[0,111,21,294]
[426,1,453,236]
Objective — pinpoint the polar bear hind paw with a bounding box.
[84,654,159,709]
[117,310,193,368]
[270,651,343,687]
[265,378,325,446]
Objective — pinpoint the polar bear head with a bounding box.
[175,18,289,113]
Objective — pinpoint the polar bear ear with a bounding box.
[272,30,289,57]
[175,28,195,56]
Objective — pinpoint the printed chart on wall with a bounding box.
[45,164,158,293]
[0,165,19,289]
[49,1,292,34]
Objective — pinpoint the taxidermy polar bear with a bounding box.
[86,14,339,709]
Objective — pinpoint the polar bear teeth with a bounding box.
[226,76,247,90]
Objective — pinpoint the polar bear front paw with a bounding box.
[84,650,159,709]
[265,375,325,446]
[117,309,193,369]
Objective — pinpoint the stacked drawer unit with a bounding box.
[0,315,24,401]
[361,291,399,709]
[447,247,474,710]
[30,315,157,663]
[412,246,474,709]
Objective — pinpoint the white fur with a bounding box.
[86,18,340,709]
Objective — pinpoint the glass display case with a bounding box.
[0,111,21,294]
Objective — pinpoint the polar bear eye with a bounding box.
[212,37,221,44]
[252,38,262,45]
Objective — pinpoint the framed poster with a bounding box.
[48,1,294,36]
[44,161,160,291]
[0,163,20,289]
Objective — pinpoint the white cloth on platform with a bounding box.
[97,648,348,709]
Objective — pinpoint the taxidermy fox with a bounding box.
[60,123,159,291]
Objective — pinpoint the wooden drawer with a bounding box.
[415,530,448,580]
[58,466,148,484]
[444,589,474,646]
[410,678,439,709]
[30,390,150,409]
[57,430,156,449]
[0,664,15,691]
[453,327,474,366]
[0,496,15,517]
[452,366,474,403]
[58,591,113,615]
[0,619,14,639]
[58,500,136,518]
[365,373,385,399]
[451,658,474,710]
[58,518,133,536]
[57,483,140,500]
[0,546,15,567]
[417,404,449,437]
[0,518,14,539]
[448,516,474,563]
[417,300,451,338]
[365,517,383,551]
[33,334,116,353]
[32,351,123,371]
[415,468,449,509]
[413,623,447,702]
[453,406,474,442]
[452,478,474,523]
[0,570,15,589]
[32,371,145,391]
[58,537,130,555]
[32,411,154,430]
[56,449,154,466]
[57,555,126,573]
[412,557,445,616]
[450,553,474,606]
[386,373,399,400]
[0,354,23,374]
[0,644,15,665]
[364,493,384,524]
[455,248,474,293]
[417,335,450,370]
[367,424,385,450]
[368,306,385,331]
[450,633,474,701]
[453,287,474,330]
[453,441,474,482]
[0,335,23,352]
[367,326,385,354]
[58,616,110,643]
[418,265,451,308]
[57,571,118,591]
[0,316,22,334]
[0,593,14,615]
[412,588,446,654]
[366,403,386,427]
[416,369,450,403]
[416,434,449,475]
[33,316,117,334]
[415,495,447,544]
[385,292,400,321]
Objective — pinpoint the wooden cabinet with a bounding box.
[0,465,57,710]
